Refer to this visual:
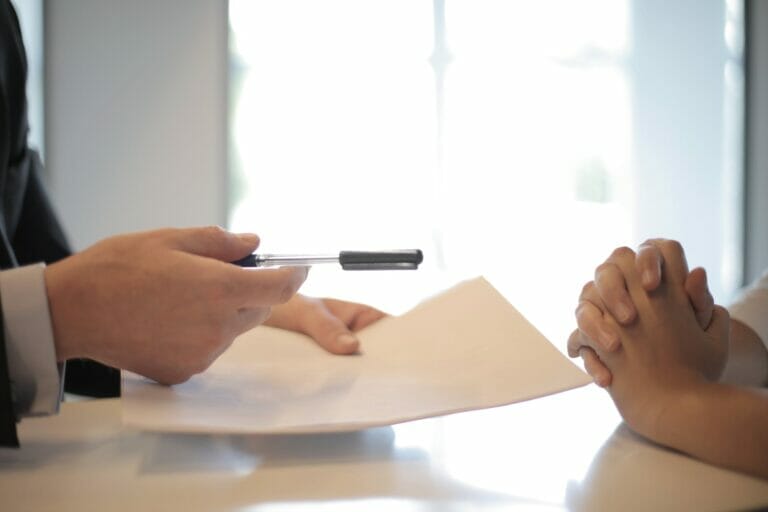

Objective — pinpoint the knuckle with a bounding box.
[205,224,227,235]
[661,239,683,255]
[610,246,635,261]
[594,262,616,280]
[579,281,595,299]
[201,225,228,243]
[574,301,586,320]
[639,238,662,251]
[595,262,611,273]
[574,302,594,326]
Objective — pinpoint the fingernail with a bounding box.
[337,334,358,348]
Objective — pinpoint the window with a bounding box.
[229,1,743,347]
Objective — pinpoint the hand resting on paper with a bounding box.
[266,295,387,354]
[44,227,384,386]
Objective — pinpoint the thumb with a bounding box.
[171,226,260,262]
[706,304,730,341]
[701,304,730,381]
[298,305,361,355]
[685,267,714,330]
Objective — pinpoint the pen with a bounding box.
[232,249,423,270]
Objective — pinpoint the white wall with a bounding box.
[746,0,768,283]
[45,0,228,250]
[630,0,742,300]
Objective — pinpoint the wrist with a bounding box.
[618,371,708,442]
[645,379,720,445]
[44,260,84,361]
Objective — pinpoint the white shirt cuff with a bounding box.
[0,263,63,417]
[728,270,768,353]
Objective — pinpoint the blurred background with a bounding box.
[12,0,768,349]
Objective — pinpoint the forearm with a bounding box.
[652,382,768,480]
[720,320,768,387]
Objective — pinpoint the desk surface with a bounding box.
[2,386,768,512]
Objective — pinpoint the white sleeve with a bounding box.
[728,270,768,352]
[0,263,63,417]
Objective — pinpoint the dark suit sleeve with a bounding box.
[10,150,70,267]
[0,298,20,447]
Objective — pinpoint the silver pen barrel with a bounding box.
[254,254,339,267]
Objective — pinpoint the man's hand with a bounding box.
[266,295,387,354]
[568,239,716,386]
[45,226,307,385]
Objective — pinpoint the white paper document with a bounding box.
[122,277,591,433]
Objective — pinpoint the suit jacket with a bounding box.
[1,0,118,448]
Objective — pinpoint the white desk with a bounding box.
[2,386,768,511]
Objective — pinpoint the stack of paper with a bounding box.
[122,277,591,433]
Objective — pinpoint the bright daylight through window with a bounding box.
[228,0,743,348]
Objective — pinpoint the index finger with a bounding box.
[231,266,309,307]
